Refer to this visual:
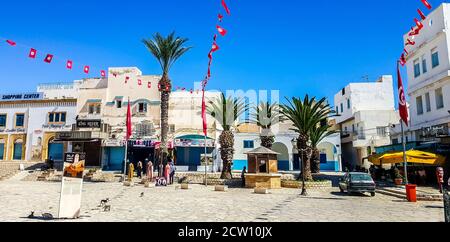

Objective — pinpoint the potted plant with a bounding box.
[394,168,404,186]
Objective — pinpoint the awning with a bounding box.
[368,150,446,166]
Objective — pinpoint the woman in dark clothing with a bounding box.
[241,167,247,188]
[136,161,143,179]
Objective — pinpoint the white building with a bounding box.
[403,3,450,142]
[0,82,79,163]
[334,75,399,170]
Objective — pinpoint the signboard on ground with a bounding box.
[58,152,86,219]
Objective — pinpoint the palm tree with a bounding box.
[310,120,336,174]
[251,102,286,149]
[281,95,333,181]
[143,32,192,165]
[208,93,248,179]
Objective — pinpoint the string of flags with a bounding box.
[397,0,434,127]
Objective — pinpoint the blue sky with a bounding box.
[0,0,445,106]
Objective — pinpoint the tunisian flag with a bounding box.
[397,63,409,126]
[126,99,132,140]
[202,90,208,136]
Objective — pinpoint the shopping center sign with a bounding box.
[0,93,43,102]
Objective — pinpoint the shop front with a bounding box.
[102,139,126,171]
[174,135,215,172]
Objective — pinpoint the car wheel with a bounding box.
[371,192,376,197]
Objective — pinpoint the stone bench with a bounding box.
[215,185,228,192]
[254,188,270,194]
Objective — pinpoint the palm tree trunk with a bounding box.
[219,131,235,179]
[297,134,313,181]
[159,74,171,166]
[311,147,321,174]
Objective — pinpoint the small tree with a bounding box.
[251,102,286,149]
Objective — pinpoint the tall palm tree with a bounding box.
[251,102,286,149]
[208,93,248,179]
[143,32,192,165]
[281,96,332,181]
[310,120,336,174]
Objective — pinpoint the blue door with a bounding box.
[0,144,4,160]
[13,143,22,160]
[107,147,125,171]
[48,143,64,161]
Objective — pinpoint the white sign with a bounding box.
[58,153,85,219]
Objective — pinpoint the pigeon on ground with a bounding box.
[140,192,144,197]
[28,211,35,219]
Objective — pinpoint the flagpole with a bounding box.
[401,120,409,185]
[123,97,130,180]
[204,135,208,187]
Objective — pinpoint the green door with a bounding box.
[13,143,22,160]
[0,144,4,160]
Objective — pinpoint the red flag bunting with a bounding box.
[218,13,224,22]
[29,48,37,59]
[409,27,420,36]
[148,82,152,89]
[44,54,53,63]
[84,66,90,74]
[125,76,130,83]
[406,39,415,46]
[6,40,16,46]
[202,90,208,136]
[397,63,409,126]
[101,70,106,77]
[138,79,142,86]
[415,18,424,30]
[222,0,231,15]
[399,53,406,66]
[66,60,73,69]
[421,0,432,10]
[211,42,220,52]
[217,25,228,36]
[417,9,427,20]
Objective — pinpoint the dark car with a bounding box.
[339,172,376,197]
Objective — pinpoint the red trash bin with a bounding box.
[406,184,417,202]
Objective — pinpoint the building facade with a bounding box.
[403,3,450,143]
[334,75,399,170]
[0,82,79,163]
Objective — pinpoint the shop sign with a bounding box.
[421,124,449,138]
[104,139,123,147]
[0,92,43,101]
[76,120,102,129]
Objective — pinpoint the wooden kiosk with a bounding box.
[244,147,282,189]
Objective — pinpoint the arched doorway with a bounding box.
[0,138,5,160]
[317,142,338,171]
[272,142,290,171]
[48,137,64,162]
[13,139,24,160]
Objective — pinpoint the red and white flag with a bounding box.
[138,79,142,86]
[126,98,132,140]
[84,66,90,74]
[415,18,424,30]
[148,82,152,89]
[406,39,415,46]
[66,60,73,69]
[29,48,37,59]
[211,42,220,53]
[222,0,231,15]
[399,53,407,66]
[6,40,16,46]
[417,9,427,20]
[101,70,106,77]
[202,90,208,136]
[217,25,228,36]
[218,13,224,22]
[125,76,130,83]
[397,62,409,126]
[44,54,53,63]
[421,0,432,10]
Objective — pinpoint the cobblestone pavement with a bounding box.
[0,180,445,222]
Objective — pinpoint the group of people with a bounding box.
[127,157,176,185]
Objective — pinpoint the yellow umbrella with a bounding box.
[368,150,446,166]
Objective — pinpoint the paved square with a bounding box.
[0,180,445,222]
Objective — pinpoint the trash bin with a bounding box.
[406,184,417,203]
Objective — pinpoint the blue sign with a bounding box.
[1,93,43,101]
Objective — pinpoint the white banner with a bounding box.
[58,153,86,219]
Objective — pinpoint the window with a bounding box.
[169,125,176,133]
[352,124,355,133]
[425,93,431,112]
[435,88,444,109]
[422,56,428,74]
[243,140,255,149]
[414,59,421,78]
[336,107,339,115]
[432,48,440,68]
[0,114,6,127]
[347,99,351,109]
[116,100,122,109]
[48,112,67,124]
[138,103,147,113]
[377,127,387,137]
[88,104,101,114]
[340,103,344,113]
[15,114,25,127]
[342,88,346,95]
[392,139,399,145]
[416,96,424,115]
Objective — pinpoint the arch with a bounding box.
[317,141,337,162]
[42,133,56,161]
[0,137,5,161]
[272,142,290,171]
[9,134,26,161]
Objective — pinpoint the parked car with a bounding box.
[339,172,376,197]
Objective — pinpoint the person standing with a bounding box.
[164,162,170,184]
[169,161,176,185]
[143,158,149,176]
[128,162,135,181]
[136,161,143,179]
[241,167,247,188]
[147,160,154,182]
